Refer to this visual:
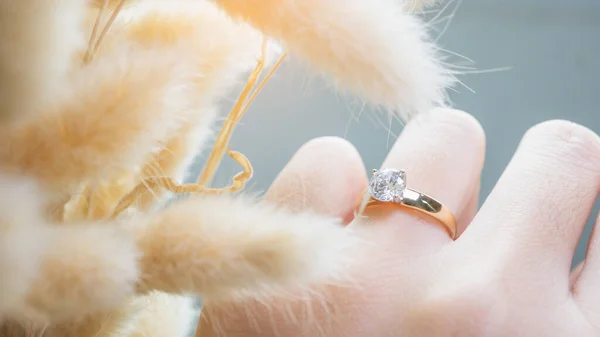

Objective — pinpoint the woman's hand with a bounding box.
[196,108,600,337]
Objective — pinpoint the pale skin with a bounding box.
[197,108,600,336]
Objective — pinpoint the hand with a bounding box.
[196,108,600,337]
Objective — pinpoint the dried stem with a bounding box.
[42,4,290,336]
[83,0,109,63]
[84,0,126,63]
[107,39,287,219]
[244,50,289,115]
[195,39,268,187]
[91,0,126,57]
[110,149,253,218]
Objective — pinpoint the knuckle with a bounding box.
[523,120,600,173]
[299,136,362,165]
[406,279,504,335]
[301,136,353,151]
[423,108,486,151]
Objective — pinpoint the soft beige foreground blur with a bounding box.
[0,0,450,336]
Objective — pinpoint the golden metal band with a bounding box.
[357,187,457,240]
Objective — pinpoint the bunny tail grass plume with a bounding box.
[45,292,197,337]
[2,193,357,327]
[0,0,274,199]
[0,0,85,125]
[0,211,140,326]
[211,0,453,120]
[115,292,198,337]
[20,223,140,324]
[41,303,137,337]
[0,174,51,321]
[0,176,139,327]
[133,194,360,302]
[0,49,197,193]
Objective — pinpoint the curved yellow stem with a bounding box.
[110,149,253,219]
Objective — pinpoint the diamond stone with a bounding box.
[368,168,406,202]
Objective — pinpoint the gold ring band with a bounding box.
[355,168,457,240]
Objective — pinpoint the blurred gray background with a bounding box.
[190,0,599,267]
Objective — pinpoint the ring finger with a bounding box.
[351,108,486,252]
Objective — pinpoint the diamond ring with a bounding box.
[355,168,457,240]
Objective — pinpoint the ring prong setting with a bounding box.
[361,168,457,240]
[368,168,406,203]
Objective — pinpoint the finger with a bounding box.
[457,179,481,237]
[465,120,600,283]
[264,136,367,222]
[354,108,486,250]
[574,213,600,311]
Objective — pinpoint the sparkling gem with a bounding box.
[368,168,406,202]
